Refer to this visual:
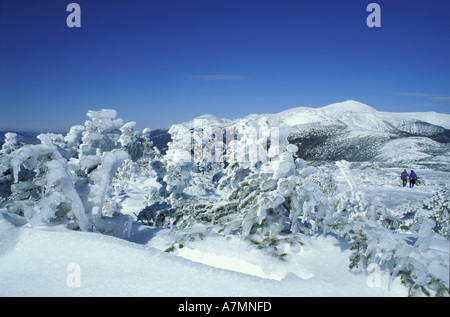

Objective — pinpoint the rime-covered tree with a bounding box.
[0,109,136,237]
[422,186,449,240]
[140,117,333,259]
[212,119,332,257]
[0,133,90,229]
[1,132,22,155]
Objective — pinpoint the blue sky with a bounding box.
[1,0,449,132]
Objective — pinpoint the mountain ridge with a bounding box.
[167,100,450,167]
[2,101,449,168]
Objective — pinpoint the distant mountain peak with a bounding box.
[320,100,376,114]
[176,114,232,130]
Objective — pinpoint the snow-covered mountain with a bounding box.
[153,100,450,167]
[283,101,450,164]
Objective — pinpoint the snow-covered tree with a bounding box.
[140,117,333,259]
[1,132,22,154]
[0,133,90,229]
[64,125,85,156]
[79,109,123,157]
[329,188,449,297]
[0,133,21,201]
[307,168,338,197]
[137,124,194,228]
[422,186,449,240]
[0,109,138,238]
[68,109,134,236]
[162,124,194,201]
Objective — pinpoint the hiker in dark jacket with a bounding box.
[400,169,409,187]
[409,170,417,188]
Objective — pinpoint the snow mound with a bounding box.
[0,219,277,296]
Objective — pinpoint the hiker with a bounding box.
[409,170,418,188]
[400,169,409,187]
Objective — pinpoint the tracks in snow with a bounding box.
[336,160,356,191]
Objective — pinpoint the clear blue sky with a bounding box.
[1,0,449,132]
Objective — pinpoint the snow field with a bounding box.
[0,219,268,297]
[0,216,410,296]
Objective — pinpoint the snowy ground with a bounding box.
[0,163,448,297]
[0,216,410,297]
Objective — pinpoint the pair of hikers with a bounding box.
[400,169,417,188]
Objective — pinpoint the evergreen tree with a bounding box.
[0,109,136,237]
[422,186,449,240]
[330,187,449,297]
[1,132,22,155]
[140,117,333,259]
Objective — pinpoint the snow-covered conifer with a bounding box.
[1,132,22,154]
[0,109,138,237]
[0,133,90,229]
[64,125,84,150]
[330,190,448,297]
[162,125,194,200]
[79,109,123,157]
[422,186,449,240]
[307,168,338,197]
[161,117,333,258]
